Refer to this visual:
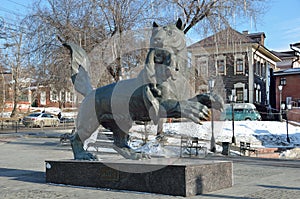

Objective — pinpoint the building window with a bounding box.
[280,77,286,85]
[236,88,244,103]
[60,91,66,102]
[50,90,58,102]
[65,91,75,102]
[261,62,266,77]
[256,61,260,75]
[195,56,208,77]
[19,91,29,101]
[236,58,244,74]
[40,91,46,105]
[217,59,225,75]
[69,92,75,102]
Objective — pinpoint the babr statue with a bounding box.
[63,19,224,160]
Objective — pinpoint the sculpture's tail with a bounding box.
[62,42,93,97]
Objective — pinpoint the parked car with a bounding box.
[220,103,261,121]
[22,112,60,128]
[59,117,75,123]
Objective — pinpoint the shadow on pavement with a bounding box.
[200,193,256,199]
[258,184,300,191]
[209,156,300,169]
[0,167,45,184]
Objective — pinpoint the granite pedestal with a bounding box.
[45,158,232,197]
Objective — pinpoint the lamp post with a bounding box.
[208,78,216,153]
[286,104,291,143]
[278,85,283,121]
[230,95,237,145]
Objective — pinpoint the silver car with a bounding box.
[22,112,60,128]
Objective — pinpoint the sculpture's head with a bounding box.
[150,18,186,55]
[148,19,186,81]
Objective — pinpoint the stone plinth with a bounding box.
[45,158,232,197]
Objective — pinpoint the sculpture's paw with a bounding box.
[209,93,224,111]
[74,151,98,161]
[180,100,210,123]
[113,145,151,160]
[190,93,224,112]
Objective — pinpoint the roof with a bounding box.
[252,43,281,62]
[188,28,281,62]
[276,59,293,68]
[273,67,300,76]
[247,32,266,38]
[187,28,281,64]
[291,42,300,48]
[271,51,296,59]
[188,27,255,49]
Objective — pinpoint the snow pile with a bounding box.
[280,148,300,159]
[132,140,167,156]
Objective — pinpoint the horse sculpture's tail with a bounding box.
[63,42,93,97]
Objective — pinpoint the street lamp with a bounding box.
[286,104,292,143]
[208,78,216,153]
[230,95,237,145]
[278,85,283,121]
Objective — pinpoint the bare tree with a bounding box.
[23,0,108,107]
[22,0,267,93]
[1,22,31,117]
[164,0,267,35]
[25,0,166,84]
[94,0,159,82]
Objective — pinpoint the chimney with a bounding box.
[242,30,249,35]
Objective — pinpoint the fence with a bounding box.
[0,117,75,133]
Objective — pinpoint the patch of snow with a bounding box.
[130,121,300,159]
[280,148,300,159]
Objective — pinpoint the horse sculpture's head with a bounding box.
[150,18,186,55]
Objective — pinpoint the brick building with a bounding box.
[0,72,77,115]
[272,43,300,122]
[274,68,300,109]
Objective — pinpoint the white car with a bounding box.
[22,112,60,128]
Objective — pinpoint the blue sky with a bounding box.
[0,0,299,52]
[236,0,300,51]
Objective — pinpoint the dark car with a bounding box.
[59,117,75,123]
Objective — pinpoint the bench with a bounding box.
[180,136,207,157]
[240,141,258,156]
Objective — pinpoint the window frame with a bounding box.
[50,89,58,102]
[236,88,244,103]
[216,55,226,75]
[195,56,208,77]
[234,54,245,75]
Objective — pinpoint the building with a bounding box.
[30,85,76,109]
[188,28,281,106]
[0,72,76,116]
[272,42,300,122]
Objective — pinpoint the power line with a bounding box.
[0,6,27,17]
[5,0,30,9]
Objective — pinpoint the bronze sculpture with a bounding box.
[63,19,224,160]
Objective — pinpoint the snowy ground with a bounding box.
[15,108,300,159]
[127,121,300,159]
